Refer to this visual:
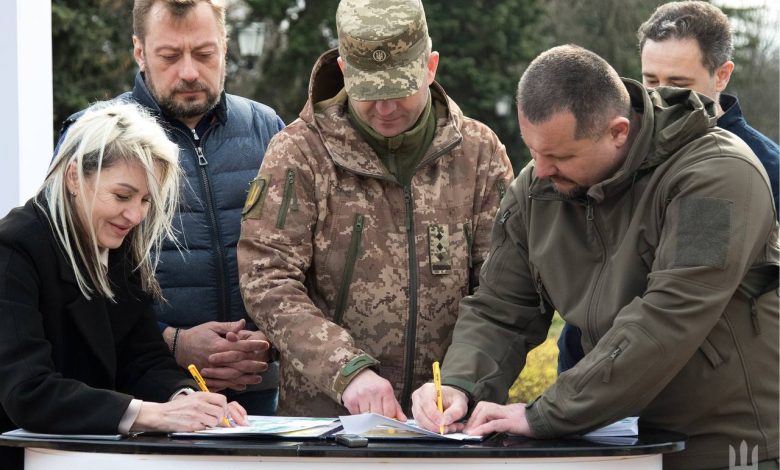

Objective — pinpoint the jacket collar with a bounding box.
[300,48,463,178]
[30,198,80,286]
[716,93,743,130]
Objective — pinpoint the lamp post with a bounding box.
[237,21,265,68]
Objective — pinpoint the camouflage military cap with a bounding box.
[336,0,430,101]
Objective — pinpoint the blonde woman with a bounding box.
[0,102,247,468]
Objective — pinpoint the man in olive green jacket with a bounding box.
[238,0,512,418]
[412,45,778,469]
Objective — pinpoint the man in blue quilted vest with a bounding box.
[58,0,284,415]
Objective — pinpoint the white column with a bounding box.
[0,0,53,217]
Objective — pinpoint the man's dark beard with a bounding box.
[550,178,588,199]
[555,186,588,199]
[144,70,221,122]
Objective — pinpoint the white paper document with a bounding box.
[171,416,340,438]
[339,413,484,441]
[583,416,639,438]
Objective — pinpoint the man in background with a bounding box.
[557,0,780,373]
[238,0,512,418]
[639,0,778,211]
[60,0,283,414]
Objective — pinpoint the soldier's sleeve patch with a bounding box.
[428,224,452,275]
[242,175,269,221]
[674,197,732,268]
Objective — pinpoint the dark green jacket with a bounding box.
[442,79,779,469]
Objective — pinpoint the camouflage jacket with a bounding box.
[238,49,513,416]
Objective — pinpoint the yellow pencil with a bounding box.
[433,361,444,435]
[187,364,231,427]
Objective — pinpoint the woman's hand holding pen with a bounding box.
[130,393,248,432]
[411,382,468,434]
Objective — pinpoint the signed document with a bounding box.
[339,413,484,441]
[171,416,340,438]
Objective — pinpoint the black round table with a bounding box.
[0,427,686,469]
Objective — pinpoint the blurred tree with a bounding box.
[51,0,134,138]
[230,0,340,121]
[536,0,778,143]
[50,1,777,159]
[424,0,545,172]
[536,0,663,78]
[720,4,779,142]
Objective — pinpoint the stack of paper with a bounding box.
[339,413,484,441]
[171,416,340,438]
[583,417,639,437]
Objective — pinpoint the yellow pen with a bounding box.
[187,364,231,428]
[433,361,444,435]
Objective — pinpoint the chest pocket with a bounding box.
[333,213,365,326]
[482,208,512,285]
[529,266,554,316]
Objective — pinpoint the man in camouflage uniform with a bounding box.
[237,0,513,418]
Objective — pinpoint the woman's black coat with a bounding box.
[0,199,193,439]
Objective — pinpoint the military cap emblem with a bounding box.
[372,48,389,63]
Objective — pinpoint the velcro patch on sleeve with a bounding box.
[674,197,732,268]
[242,176,269,221]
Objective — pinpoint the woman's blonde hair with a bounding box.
[38,101,180,301]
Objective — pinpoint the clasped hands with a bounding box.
[172,318,270,392]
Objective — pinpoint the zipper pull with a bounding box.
[602,346,623,383]
[404,187,413,233]
[500,208,511,224]
[287,171,299,212]
[196,146,208,166]
[586,201,594,221]
[463,223,473,270]
[535,274,547,315]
